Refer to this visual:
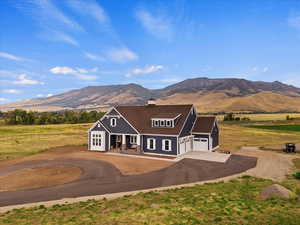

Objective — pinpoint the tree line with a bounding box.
[0,109,106,125]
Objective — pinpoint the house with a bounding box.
[88,99,219,156]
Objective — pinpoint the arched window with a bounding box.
[110,118,117,127]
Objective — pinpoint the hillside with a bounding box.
[1,77,300,113]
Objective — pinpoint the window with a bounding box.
[110,118,116,127]
[147,138,156,150]
[130,135,137,144]
[154,120,159,127]
[166,120,171,127]
[162,139,172,151]
[160,120,165,127]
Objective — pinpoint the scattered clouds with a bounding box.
[67,0,111,32]
[50,66,97,80]
[251,66,269,73]
[107,48,138,63]
[2,89,22,94]
[126,65,164,77]
[0,52,28,61]
[136,9,173,41]
[288,14,300,30]
[16,0,82,46]
[13,74,44,85]
[0,98,8,102]
[84,52,105,62]
[36,93,54,98]
[159,78,183,83]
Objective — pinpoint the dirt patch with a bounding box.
[0,146,173,175]
[0,165,82,191]
[235,149,296,181]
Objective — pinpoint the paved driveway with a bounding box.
[0,155,257,207]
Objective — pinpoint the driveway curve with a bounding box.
[0,155,257,207]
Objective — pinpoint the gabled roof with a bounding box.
[151,113,181,119]
[192,116,216,133]
[115,104,193,135]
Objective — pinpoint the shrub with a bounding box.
[292,172,300,179]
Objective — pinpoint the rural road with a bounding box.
[0,155,257,207]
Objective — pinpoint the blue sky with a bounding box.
[1,0,300,103]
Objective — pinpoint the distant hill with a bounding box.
[1,77,300,113]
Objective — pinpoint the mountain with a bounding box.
[1,78,300,113]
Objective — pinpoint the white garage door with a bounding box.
[90,131,106,151]
[179,136,193,155]
[193,138,209,151]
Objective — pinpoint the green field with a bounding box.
[0,123,91,161]
[248,125,300,132]
[1,177,299,225]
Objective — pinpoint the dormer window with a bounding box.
[154,120,159,127]
[160,120,165,126]
[110,118,117,127]
[166,120,171,127]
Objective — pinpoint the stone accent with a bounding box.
[136,145,141,153]
[259,184,294,199]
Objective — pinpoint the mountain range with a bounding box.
[1,77,300,113]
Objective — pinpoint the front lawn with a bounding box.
[1,177,300,225]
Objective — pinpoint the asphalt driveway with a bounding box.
[0,155,257,207]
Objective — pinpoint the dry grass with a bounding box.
[217,113,300,121]
[219,123,300,151]
[0,123,91,161]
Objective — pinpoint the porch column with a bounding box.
[121,134,126,151]
[136,135,141,153]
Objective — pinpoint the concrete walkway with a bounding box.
[179,151,231,163]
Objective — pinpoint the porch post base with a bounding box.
[136,145,141,153]
[121,144,127,151]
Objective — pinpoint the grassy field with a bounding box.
[1,113,300,161]
[248,125,300,132]
[0,176,299,225]
[217,113,300,121]
[0,123,91,161]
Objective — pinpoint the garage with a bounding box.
[193,137,209,151]
[179,136,193,155]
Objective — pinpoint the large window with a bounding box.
[147,138,156,150]
[130,135,137,144]
[162,139,172,151]
[110,118,117,127]
[166,120,171,127]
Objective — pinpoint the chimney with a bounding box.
[147,98,156,106]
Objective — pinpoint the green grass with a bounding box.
[0,123,91,161]
[247,125,300,133]
[0,177,299,225]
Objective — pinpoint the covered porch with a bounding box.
[110,134,142,154]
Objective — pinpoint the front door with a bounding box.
[193,138,209,151]
[91,131,106,151]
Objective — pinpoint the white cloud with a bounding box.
[107,48,138,63]
[2,89,22,94]
[136,9,173,41]
[0,52,27,61]
[50,66,77,75]
[67,0,109,26]
[84,52,105,62]
[159,78,183,83]
[37,94,44,98]
[13,74,44,85]
[0,98,8,102]
[50,66,97,80]
[251,66,269,73]
[126,65,164,77]
[47,93,53,97]
[263,67,269,72]
[16,0,82,46]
